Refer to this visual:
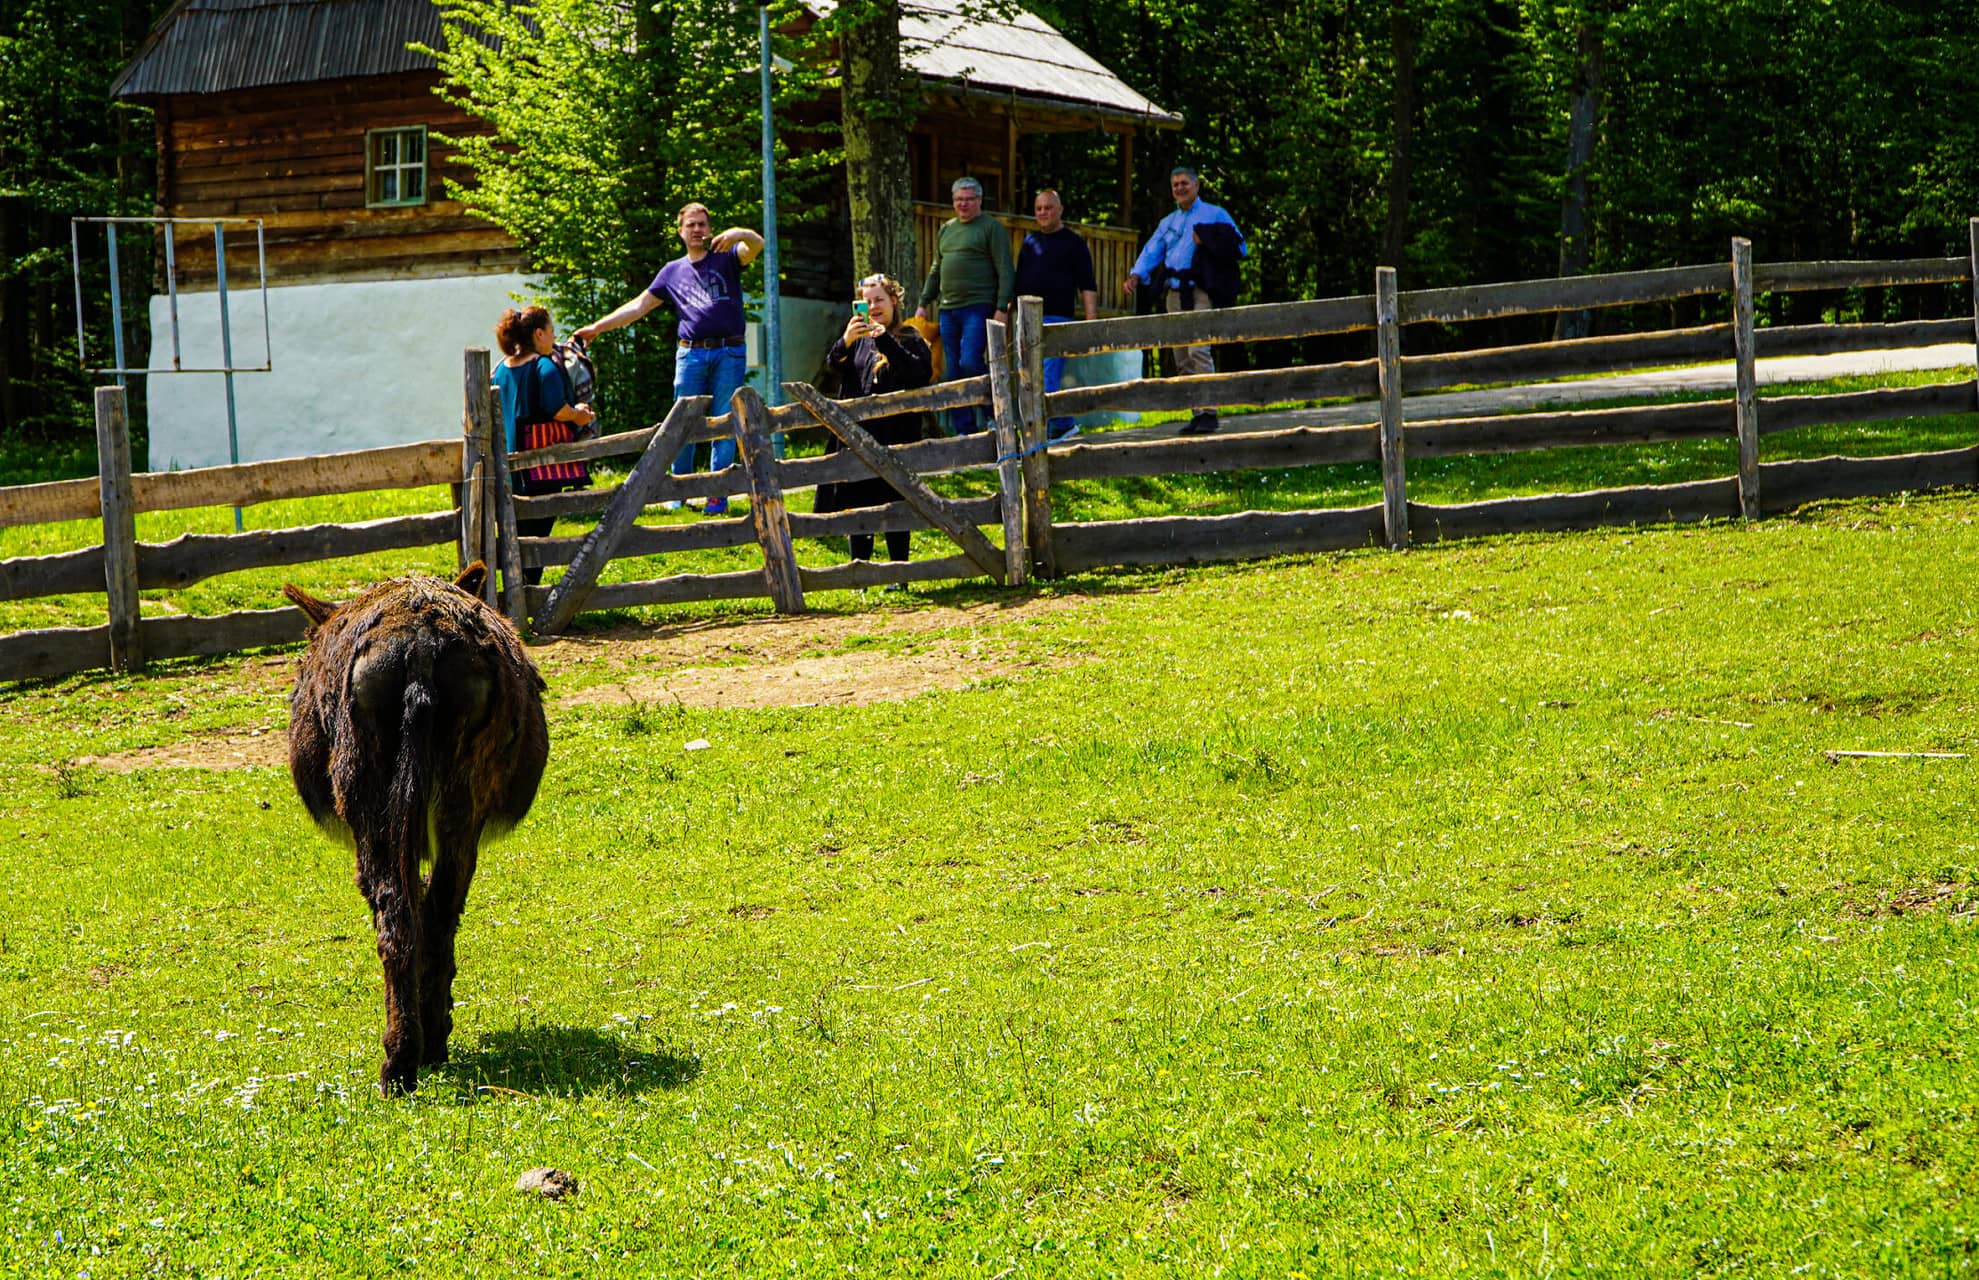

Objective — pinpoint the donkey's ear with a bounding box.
[454,561,488,599]
[282,583,338,630]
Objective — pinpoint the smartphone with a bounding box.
[853,300,871,320]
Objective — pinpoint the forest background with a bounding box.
[4,0,1978,475]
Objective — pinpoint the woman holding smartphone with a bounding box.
[814,273,934,567]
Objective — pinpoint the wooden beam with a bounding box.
[462,347,497,604]
[1411,478,1739,543]
[1409,402,1734,457]
[1375,266,1408,549]
[1760,381,1976,435]
[1049,426,1380,482]
[1403,327,1729,394]
[985,318,1030,587]
[1971,218,1979,433]
[1053,507,1387,573]
[1753,256,1970,292]
[137,513,458,589]
[1753,319,1971,359]
[785,383,1006,583]
[0,624,114,684]
[1758,448,1979,515]
[1046,361,1380,417]
[534,396,705,634]
[734,386,806,614]
[1398,263,1729,325]
[1732,238,1760,520]
[0,476,98,529]
[1015,297,1056,579]
[1046,296,1378,357]
[96,387,143,673]
[131,440,461,514]
[483,385,527,629]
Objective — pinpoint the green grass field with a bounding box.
[3,462,1977,1273]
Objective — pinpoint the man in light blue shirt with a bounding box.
[1123,165,1246,434]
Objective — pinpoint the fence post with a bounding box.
[461,347,493,597]
[1014,296,1057,578]
[1732,237,1760,520]
[734,385,805,614]
[1968,218,1979,407]
[1374,266,1409,550]
[95,385,144,672]
[483,386,527,627]
[985,317,1030,588]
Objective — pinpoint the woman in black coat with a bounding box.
[814,272,934,565]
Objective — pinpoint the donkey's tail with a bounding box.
[384,639,439,886]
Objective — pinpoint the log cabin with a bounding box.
[113,0,1180,468]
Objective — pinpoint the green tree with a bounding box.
[423,0,830,431]
[1,0,161,465]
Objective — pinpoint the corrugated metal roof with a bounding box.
[112,0,442,98]
[812,0,1179,126]
[905,0,1177,124]
[115,0,1179,128]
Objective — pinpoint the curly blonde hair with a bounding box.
[857,273,908,327]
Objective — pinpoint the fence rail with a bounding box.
[6,222,1979,683]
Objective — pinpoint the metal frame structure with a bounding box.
[72,215,272,529]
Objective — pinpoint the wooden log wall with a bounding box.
[161,74,519,286]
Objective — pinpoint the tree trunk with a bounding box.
[1552,17,1605,341]
[840,0,917,283]
[1380,0,1417,269]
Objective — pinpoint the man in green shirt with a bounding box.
[914,176,1014,434]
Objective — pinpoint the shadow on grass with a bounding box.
[432,1024,701,1099]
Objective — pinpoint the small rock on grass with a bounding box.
[516,1167,579,1200]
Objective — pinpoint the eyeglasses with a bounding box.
[858,273,889,287]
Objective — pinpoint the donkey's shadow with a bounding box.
[431,1024,700,1099]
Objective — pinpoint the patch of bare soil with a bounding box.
[1839,882,1975,920]
[69,594,1094,770]
[547,594,1089,710]
[74,731,289,773]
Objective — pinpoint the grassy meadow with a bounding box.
[1,375,1976,1274]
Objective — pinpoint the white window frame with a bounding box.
[365,126,428,208]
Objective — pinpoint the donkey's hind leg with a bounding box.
[416,820,480,1067]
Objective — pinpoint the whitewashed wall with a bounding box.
[143,279,1137,471]
[144,273,537,471]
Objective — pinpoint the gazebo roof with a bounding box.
[807,0,1181,127]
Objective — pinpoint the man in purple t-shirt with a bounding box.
[577,203,763,514]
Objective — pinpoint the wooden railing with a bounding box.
[0,410,466,681]
[912,202,1139,315]
[5,223,1978,682]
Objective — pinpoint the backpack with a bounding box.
[548,335,596,414]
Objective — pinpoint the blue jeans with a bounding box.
[938,303,994,434]
[1043,314,1075,435]
[671,343,746,476]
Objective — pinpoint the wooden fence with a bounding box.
[4,225,1978,682]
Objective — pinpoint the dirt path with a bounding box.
[71,593,1097,773]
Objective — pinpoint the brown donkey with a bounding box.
[284,564,548,1094]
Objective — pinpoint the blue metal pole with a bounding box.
[215,221,243,531]
[106,224,127,390]
[760,5,783,413]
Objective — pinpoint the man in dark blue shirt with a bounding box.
[1013,190,1099,442]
